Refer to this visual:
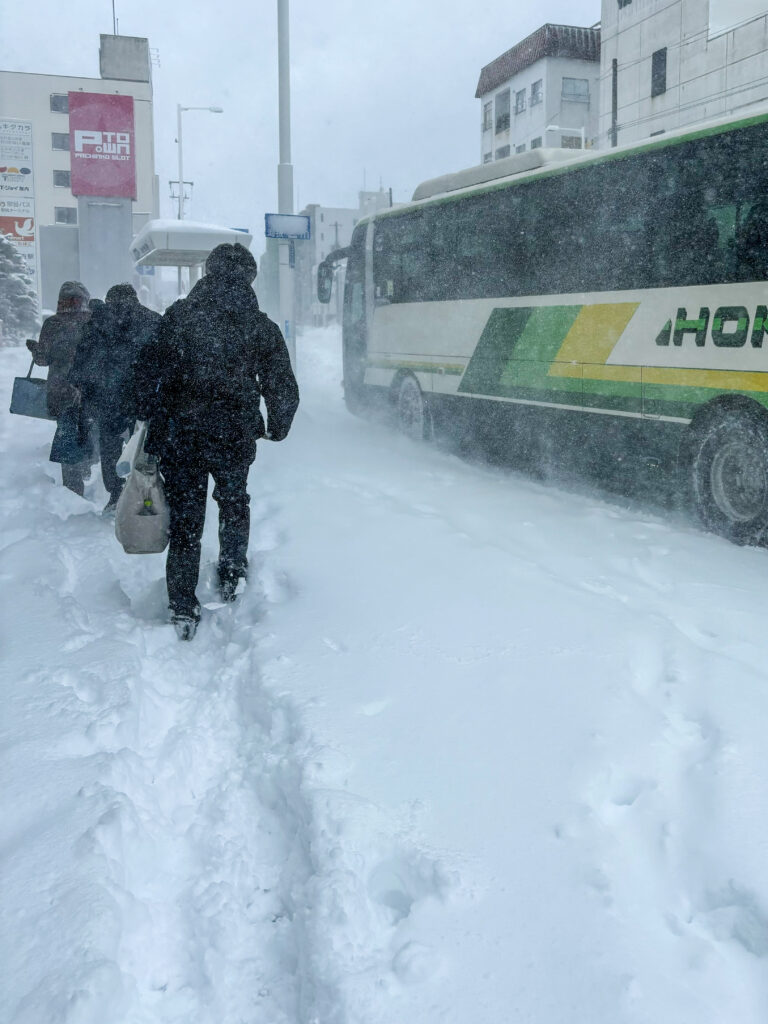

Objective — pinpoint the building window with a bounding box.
[530,79,543,106]
[482,101,493,132]
[320,212,324,222]
[651,47,667,98]
[495,90,510,133]
[51,132,69,150]
[562,77,589,102]
[618,0,632,7]
[495,145,511,159]
[55,207,77,225]
[531,136,543,149]
[515,143,526,154]
[515,89,526,114]
[53,170,71,188]
[561,134,583,149]
[483,152,493,164]
[50,93,69,113]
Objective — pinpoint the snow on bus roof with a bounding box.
[411,101,768,205]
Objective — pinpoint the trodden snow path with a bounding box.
[4,328,768,1023]
[0,378,321,1021]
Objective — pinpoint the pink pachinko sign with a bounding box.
[68,92,136,198]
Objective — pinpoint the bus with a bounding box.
[318,105,768,544]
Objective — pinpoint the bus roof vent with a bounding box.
[412,148,584,202]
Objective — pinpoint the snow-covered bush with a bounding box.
[0,233,39,346]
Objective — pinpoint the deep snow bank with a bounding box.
[3,330,768,1023]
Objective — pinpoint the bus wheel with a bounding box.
[397,374,430,441]
[690,409,768,544]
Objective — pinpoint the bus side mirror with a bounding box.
[317,261,333,303]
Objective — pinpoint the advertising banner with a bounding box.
[0,119,34,198]
[69,92,136,198]
[0,121,37,299]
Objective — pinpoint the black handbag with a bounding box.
[10,357,55,421]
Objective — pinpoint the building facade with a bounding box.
[0,35,157,308]
[476,23,601,161]
[291,189,392,329]
[599,0,768,148]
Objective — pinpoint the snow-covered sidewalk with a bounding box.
[4,328,768,1023]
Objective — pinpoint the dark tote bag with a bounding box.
[10,358,54,421]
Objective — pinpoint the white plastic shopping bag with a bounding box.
[116,421,146,478]
[115,423,170,554]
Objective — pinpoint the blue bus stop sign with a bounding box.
[265,213,311,240]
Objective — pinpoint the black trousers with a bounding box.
[99,422,129,503]
[161,450,254,618]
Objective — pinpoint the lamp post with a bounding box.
[546,122,586,150]
[177,104,223,219]
[277,0,296,368]
[176,104,223,294]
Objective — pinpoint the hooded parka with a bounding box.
[134,242,299,623]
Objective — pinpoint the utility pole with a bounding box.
[277,0,296,367]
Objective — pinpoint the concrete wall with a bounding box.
[479,55,601,160]
[599,0,768,147]
[77,196,134,299]
[99,35,151,83]
[39,224,79,311]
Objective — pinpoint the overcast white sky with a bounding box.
[1,0,765,253]
[2,0,599,242]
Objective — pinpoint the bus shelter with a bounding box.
[129,219,254,292]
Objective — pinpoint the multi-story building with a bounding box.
[0,34,158,308]
[290,189,392,329]
[476,23,601,162]
[599,0,768,148]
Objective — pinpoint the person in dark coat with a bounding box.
[134,242,299,639]
[70,283,161,512]
[27,281,91,496]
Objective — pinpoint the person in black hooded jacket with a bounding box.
[71,284,161,511]
[134,242,299,639]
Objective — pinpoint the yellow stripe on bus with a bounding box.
[551,303,640,368]
[550,362,768,391]
[643,367,768,392]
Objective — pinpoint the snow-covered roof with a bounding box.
[476,23,600,99]
[129,219,254,267]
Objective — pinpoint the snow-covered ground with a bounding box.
[3,327,768,1023]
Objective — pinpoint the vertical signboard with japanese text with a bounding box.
[69,92,136,198]
[0,119,38,302]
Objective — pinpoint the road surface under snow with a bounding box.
[3,328,768,1023]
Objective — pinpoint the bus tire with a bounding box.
[689,407,768,544]
[396,373,430,441]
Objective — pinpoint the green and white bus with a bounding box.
[318,105,768,543]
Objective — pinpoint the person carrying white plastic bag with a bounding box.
[114,421,170,554]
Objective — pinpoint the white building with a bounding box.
[476,23,601,161]
[0,35,157,308]
[599,0,768,148]
[294,189,393,328]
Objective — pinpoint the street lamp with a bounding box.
[176,104,223,220]
[175,104,223,295]
[546,122,586,150]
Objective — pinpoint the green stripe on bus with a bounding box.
[459,306,581,398]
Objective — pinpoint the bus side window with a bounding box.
[734,200,768,281]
